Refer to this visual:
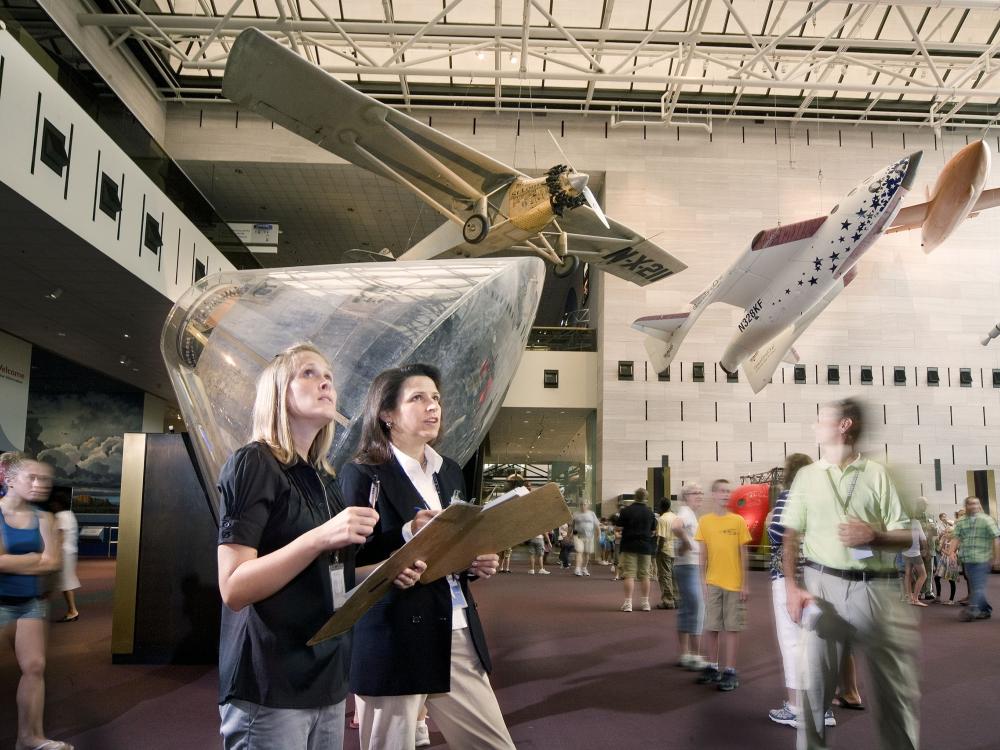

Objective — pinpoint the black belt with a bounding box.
[806,559,899,581]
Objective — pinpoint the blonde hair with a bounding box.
[250,343,335,474]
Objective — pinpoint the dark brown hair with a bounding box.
[783,453,813,489]
[827,398,864,444]
[352,363,442,465]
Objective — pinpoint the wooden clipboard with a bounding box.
[308,482,570,644]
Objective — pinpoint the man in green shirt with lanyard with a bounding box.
[953,495,1000,621]
[782,399,919,750]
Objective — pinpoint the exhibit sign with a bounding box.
[0,331,31,451]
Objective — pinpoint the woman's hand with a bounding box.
[311,507,379,551]
[411,509,439,534]
[468,553,499,579]
[393,560,427,589]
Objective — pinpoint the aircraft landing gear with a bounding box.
[462,213,490,244]
[553,254,579,278]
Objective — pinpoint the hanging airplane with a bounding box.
[634,142,1000,393]
[223,28,686,287]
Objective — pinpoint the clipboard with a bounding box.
[308,482,571,645]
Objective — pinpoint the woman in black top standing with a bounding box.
[216,343,424,750]
[340,363,514,750]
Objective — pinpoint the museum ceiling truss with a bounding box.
[74,0,1000,131]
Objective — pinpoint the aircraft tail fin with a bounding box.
[633,312,692,373]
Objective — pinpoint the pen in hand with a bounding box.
[368,480,380,509]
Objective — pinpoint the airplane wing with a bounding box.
[400,208,687,286]
[886,186,1000,234]
[549,209,687,286]
[224,29,522,225]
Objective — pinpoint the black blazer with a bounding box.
[339,454,493,696]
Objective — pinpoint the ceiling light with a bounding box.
[123,332,130,339]
[509,52,519,64]
[45,288,63,300]
[56,332,66,337]
[476,51,486,60]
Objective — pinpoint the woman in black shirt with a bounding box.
[340,364,514,750]
[216,343,424,750]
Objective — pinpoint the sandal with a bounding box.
[831,696,866,711]
[21,741,74,750]
[56,614,80,623]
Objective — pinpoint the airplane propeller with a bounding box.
[547,130,610,229]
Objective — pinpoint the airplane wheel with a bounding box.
[553,254,579,278]
[462,214,489,244]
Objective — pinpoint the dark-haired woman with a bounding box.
[1,453,69,750]
[216,344,424,750]
[340,364,515,750]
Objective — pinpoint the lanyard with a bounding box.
[315,473,340,565]
[826,466,861,520]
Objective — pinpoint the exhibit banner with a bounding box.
[0,331,31,451]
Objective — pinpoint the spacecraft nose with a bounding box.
[900,151,922,190]
[568,172,589,193]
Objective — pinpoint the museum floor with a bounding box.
[2,558,999,749]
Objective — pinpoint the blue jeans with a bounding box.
[0,596,48,627]
[220,698,346,750]
[674,564,704,634]
[964,561,993,616]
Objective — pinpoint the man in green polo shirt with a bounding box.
[953,496,1000,622]
[782,398,918,750]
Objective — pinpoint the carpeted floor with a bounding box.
[2,558,999,749]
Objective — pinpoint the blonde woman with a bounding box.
[216,343,425,750]
[1,453,68,750]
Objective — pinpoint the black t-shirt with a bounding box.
[217,442,353,708]
[614,502,656,555]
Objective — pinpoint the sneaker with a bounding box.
[574,569,583,576]
[825,709,837,727]
[768,702,797,727]
[583,568,591,576]
[718,668,739,691]
[959,607,976,622]
[696,665,720,684]
[529,570,536,574]
[620,600,633,612]
[678,653,693,669]
[639,598,651,611]
[538,569,551,575]
[415,722,431,747]
[686,655,708,671]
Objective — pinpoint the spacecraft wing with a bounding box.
[224,29,523,220]
[709,220,825,311]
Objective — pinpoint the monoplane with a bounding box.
[224,29,686,287]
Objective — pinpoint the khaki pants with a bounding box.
[655,549,676,606]
[357,629,515,750]
[798,566,920,750]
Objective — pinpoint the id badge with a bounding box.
[329,563,348,609]
[447,575,468,608]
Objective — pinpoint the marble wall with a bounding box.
[166,104,1000,516]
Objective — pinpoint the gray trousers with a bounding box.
[798,566,920,750]
[220,698,346,750]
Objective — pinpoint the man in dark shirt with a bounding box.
[614,488,657,611]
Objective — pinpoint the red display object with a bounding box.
[728,483,771,545]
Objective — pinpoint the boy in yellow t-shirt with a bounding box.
[694,479,751,692]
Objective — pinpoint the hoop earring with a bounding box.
[384,421,392,429]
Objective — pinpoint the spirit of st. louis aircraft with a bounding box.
[223,28,686,287]
[633,141,1000,394]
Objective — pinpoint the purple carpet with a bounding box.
[2,558,999,749]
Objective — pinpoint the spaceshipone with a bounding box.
[634,153,922,393]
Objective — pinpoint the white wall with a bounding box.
[502,351,598,409]
[0,30,233,303]
[165,102,1000,519]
